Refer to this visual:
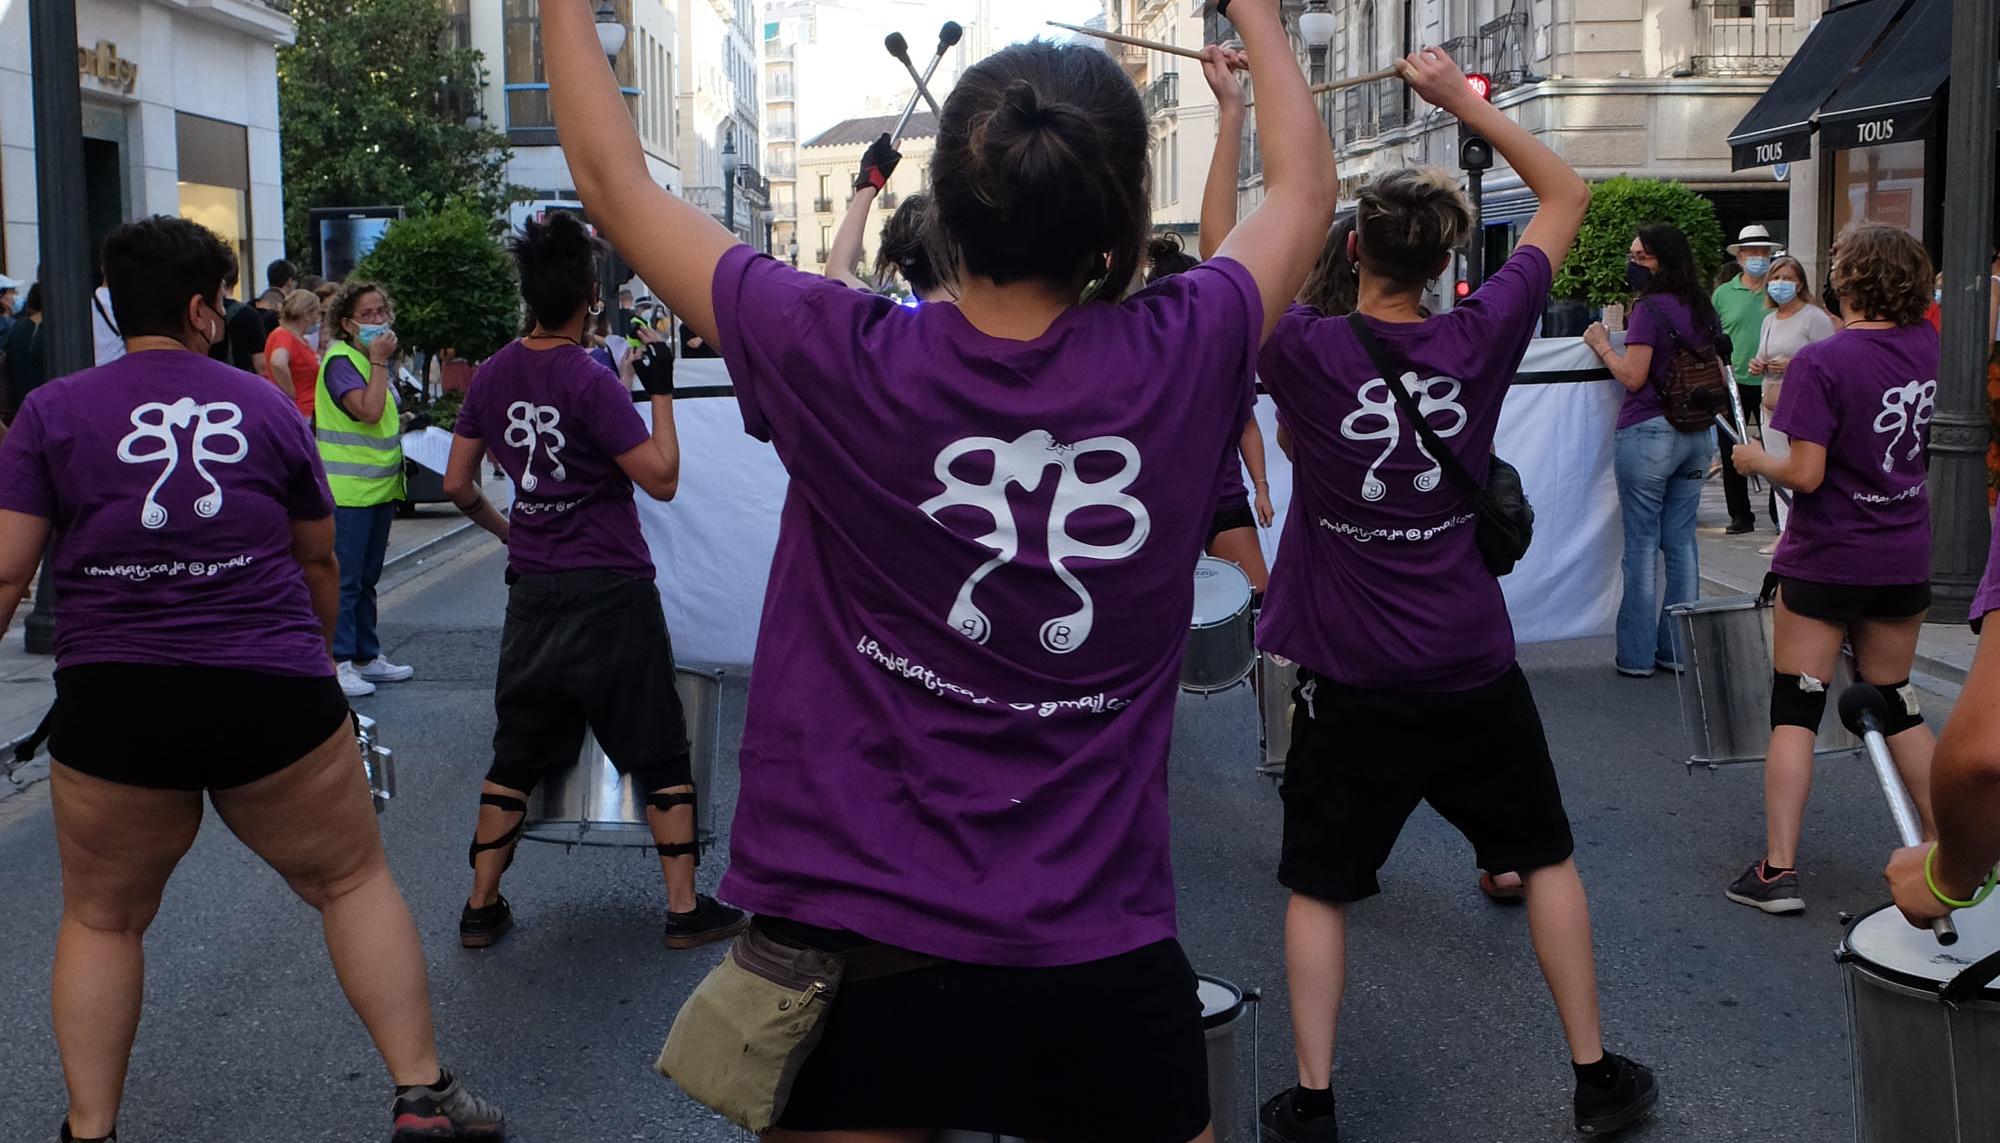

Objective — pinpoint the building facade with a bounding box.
[765,2,808,266]
[797,112,938,280]
[1232,0,1800,276]
[680,0,769,247]
[0,0,295,296]
[1101,0,1226,236]
[469,0,682,232]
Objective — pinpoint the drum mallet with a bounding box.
[886,23,961,144]
[1839,684,1957,945]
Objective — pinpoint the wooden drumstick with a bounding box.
[1047,20,1208,61]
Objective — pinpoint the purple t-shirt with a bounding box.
[325,354,367,407]
[1971,518,2000,630]
[1256,245,1553,692]
[1619,294,1716,430]
[456,341,654,580]
[1212,435,1249,513]
[711,245,1258,966]
[0,350,334,675]
[1770,323,1938,586]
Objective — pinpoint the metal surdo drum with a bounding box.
[1666,594,1859,767]
[1184,556,1256,694]
[1258,652,1297,775]
[522,665,724,848]
[1840,897,2000,1142]
[354,714,396,814]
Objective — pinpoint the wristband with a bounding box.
[1924,844,1999,910]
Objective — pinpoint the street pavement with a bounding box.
[0,515,1967,1142]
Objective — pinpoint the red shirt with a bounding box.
[264,326,319,418]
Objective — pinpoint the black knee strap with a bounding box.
[655,840,700,862]
[469,794,528,870]
[647,791,697,812]
[648,791,700,864]
[1771,671,1830,731]
[1875,681,1925,735]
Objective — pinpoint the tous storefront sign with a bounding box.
[79,41,139,94]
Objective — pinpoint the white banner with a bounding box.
[632,341,1626,667]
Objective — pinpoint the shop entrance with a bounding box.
[80,103,129,277]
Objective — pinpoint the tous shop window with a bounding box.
[176,113,251,296]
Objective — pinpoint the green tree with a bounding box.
[354,203,519,369]
[279,0,515,270]
[1552,176,1726,306]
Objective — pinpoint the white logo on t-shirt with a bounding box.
[1872,379,1936,474]
[504,402,569,491]
[920,430,1150,655]
[116,399,248,529]
[1341,372,1468,501]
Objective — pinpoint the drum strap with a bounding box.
[1942,946,2000,1007]
[468,793,528,871]
[649,790,700,863]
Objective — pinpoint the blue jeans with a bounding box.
[333,503,396,664]
[1614,418,1713,672]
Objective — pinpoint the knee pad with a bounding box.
[1875,681,1925,736]
[1770,671,1830,731]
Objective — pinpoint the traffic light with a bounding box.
[1465,72,1493,102]
[1458,72,1496,172]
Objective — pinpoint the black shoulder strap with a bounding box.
[93,293,120,339]
[1636,297,1689,353]
[1344,313,1479,500]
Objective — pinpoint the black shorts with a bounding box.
[1778,577,1931,624]
[1207,501,1257,545]
[489,569,690,793]
[50,663,352,791]
[771,919,1210,1141]
[1278,664,1575,902]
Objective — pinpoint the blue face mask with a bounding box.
[1936,289,1945,304]
[1766,280,1798,306]
[357,322,392,347]
[1743,256,1772,278]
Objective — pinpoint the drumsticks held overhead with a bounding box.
[1045,20,1402,96]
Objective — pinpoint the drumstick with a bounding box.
[1048,21,1403,97]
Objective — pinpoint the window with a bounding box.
[176,113,251,297]
[441,0,470,51]
[1832,140,1927,244]
[507,0,632,141]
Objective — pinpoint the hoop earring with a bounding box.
[589,301,605,317]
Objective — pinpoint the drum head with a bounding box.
[1192,557,1253,627]
[1196,974,1244,1028]
[1843,898,2000,997]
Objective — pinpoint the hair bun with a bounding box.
[997,80,1049,128]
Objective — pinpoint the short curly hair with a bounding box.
[1355,168,1471,287]
[1830,223,1932,327]
[325,278,393,347]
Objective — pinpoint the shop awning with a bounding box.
[1726,0,1904,170]
[1817,0,1951,152]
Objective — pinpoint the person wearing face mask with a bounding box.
[315,279,413,699]
[1711,225,1783,535]
[1747,256,1835,544]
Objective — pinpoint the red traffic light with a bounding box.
[1466,72,1493,101]
[1454,279,1472,299]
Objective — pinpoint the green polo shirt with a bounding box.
[1711,275,1769,387]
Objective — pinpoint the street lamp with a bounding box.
[595,0,628,64]
[1299,0,1338,52]
[593,0,627,338]
[721,132,739,240]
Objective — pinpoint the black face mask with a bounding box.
[1626,261,1654,294]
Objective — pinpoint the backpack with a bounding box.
[1639,298,1732,433]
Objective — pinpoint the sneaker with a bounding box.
[1653,659,1685,675]
[1615,666,1654,679]
[1574,1053,1659,1135]
[356,657,415,683]
[389,1069,504,1142]
[1259,1087,1338,1142]
[662,895,750,950]
[1725,861,1804,915]
[338,661,377,698]
[59,1123,114,1142]
[1726,518,1756,536]
[459,897,514,950]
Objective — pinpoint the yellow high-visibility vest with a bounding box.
[314,338,405,508]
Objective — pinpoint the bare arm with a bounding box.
[1733,438,1825,494]
[616,396,682,501]
[1240,417,1274,526]
[543,0,737,349]
[289,514,340,648]
[0,510,50,640]
[1198,46,1248,262]
[266,346,292,397]
[1888,619,2000,924]
[338,333,398,424]
[1212,1,1339,341]
[1582,328,1653,392]
[443,433,509,542]
[826,186,880,289]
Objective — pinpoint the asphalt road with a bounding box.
[0,532,1955,1142]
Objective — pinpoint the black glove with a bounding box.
[632,342,675,397]
[855,133,902,191]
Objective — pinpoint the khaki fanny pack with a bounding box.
[657,923,939,1132]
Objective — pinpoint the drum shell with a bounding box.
[1842,929,2000,1142]
[522,665,724,847]
[354,714,396,815]
[1183,559,1256,695]
[1667,594,1859,766]
[1259,652,1296,773]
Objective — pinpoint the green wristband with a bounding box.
[1925,844,1999,910]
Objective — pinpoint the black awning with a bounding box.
[1817,0,1951,152]
[1727,0,1904,170]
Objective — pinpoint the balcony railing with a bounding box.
[814,196,834,214]
[1692,0,1800,76]
[1338,77,1410,148]
[770,121,795,141]
[815,248,831,264]
[1143,72,1179,117]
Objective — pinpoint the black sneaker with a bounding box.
[1259,1087,1337,1142]
[1574,1053,1658,1135]
[1725,861,1804,915]
[1726,518,1756,536]
[459,896,514,949]
[59,1123,113,1142]
[389,1070,504,1141]
[662,895,750,950]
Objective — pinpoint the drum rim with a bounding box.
[1666,593,1766,616]
[1195,973,1246,1028]
[1840,902,2000,1000]
[1192,557,1254,625]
